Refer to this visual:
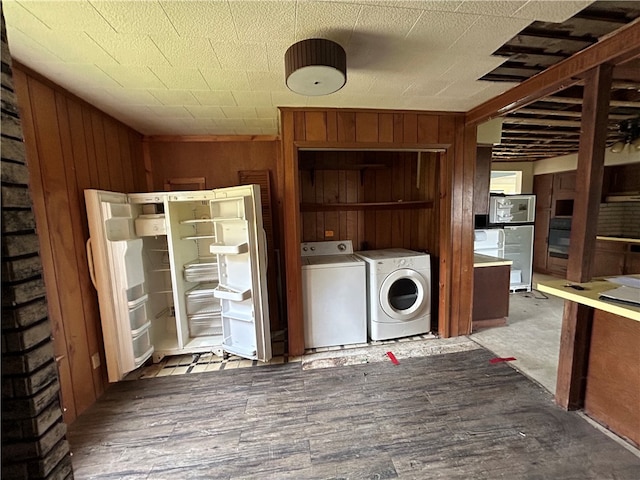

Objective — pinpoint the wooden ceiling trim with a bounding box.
[466,19,640,125]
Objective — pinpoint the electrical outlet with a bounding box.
[91,353,101,369]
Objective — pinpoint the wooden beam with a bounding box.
[541,96,640,108]
[466,19,640,125]
[143,135,279,142]
[516,108,633,120]
[556,64,613,411]
[503,118,581,127]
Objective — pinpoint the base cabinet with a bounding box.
[473,265,510,330]
[585,310,640,447]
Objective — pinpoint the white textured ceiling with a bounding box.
[3,0,593,136]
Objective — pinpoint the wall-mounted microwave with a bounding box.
[489,195,536,224]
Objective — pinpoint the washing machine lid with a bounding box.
[303,254,364,268]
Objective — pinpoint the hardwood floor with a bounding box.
[67,348,639,479]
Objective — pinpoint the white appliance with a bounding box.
[474,227,534,292]
[489,195,536,224]
[355,249,431,341]
[85,185,271,382]
[301,241,367,349]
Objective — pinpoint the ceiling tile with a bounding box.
[406,10,479,49]
[149,66,209,90]
[442,55,508,80]
[295,1,361,47]
[256,106,278,118]
[103,87,163,106]
[150,34,220,68]
[184,105,226,119]
[146,105,192,118]
[3,1,51,32]
[231,91,274,107]
[212,42,269,71]
[455,1,529,17]
[86,31,169,66]
[98,64,166,89]
[159,1,238,40]
[90,1,177,35]
[271,91,308,107]
[15,0,115,32]
[356,1,463,12]
[447,16,532,55]
[512,1,594,22]
[149,89,199,106]
[437,80,492,97]
[200,70,250,90]
[5,27,61,64]
[247,71,288,92]
[355,4,423,40]
[229,1,297,43]
[36,62,121,89]
[403,79,449,96]
[21,29,118,64]
[214,119,249,128]
[191,90,237,107]
[221,106,258,119]
[244,118,276,129]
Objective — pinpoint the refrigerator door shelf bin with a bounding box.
[214,285,251,301]
[221,308,253,322]
[209,242,249,255]
[127,293,149,309]
[180,218,214,225]
[129,301,149,332]
[131,320,152,337]
[132,327,153,366]
[183,258,219,283]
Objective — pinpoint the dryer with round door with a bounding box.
[355,249,431,341]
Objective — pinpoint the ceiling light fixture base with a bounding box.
[285,38,346,96]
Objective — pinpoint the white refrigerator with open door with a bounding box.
[85,185,271,382]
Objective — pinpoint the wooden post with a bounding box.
[555,64,612,410]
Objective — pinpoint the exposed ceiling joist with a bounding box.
[541,96,640,108]
[515,108,635,120]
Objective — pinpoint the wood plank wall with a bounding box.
[12,63,146,423]
[280,108,476,356]
[299,150,439,254]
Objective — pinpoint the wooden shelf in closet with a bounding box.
[300,200,433,212]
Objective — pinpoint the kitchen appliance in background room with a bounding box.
[355,249,431,341]
[301,241,367,349]
[85,185,271,382]
[473,228,505,258]
[478,194,536,292]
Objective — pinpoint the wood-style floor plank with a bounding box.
[67,349,640,479]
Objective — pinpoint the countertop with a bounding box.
[473,253,513,268]
[537,277,640,322]
[596,236,640,244]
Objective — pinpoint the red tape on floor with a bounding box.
[489,357,516,364]
[386,351,399,365]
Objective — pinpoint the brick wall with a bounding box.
[1,4,73,479]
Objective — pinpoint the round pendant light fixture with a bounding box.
[284,38,346,96]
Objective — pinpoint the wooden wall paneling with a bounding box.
[326,110,338,142]
[314,170,325,240]
[375,164,393,248]
[130,132,146,192]
[393,113,404,143]
[117,125,135,193]
[81,107,100,188]
[355,112,379,142]
[345,169,360,246]
[403,113,418,143]
[417,115,440,143]
[13,70,77,423]
[338,170,347,240]
[390,154,405,247]
[294,111,306,141]
[363,164,377,250]
[337,111,356,142]
[103,119,125,192]
[300,168,316,242]
[379,113,394,143]
[305,111,327,141]
[30,78,97,415]
[280,110,304,355]
[323,169,340,239]
[54,92,106,399]
[90,112,110,189]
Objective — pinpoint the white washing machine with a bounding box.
[355,249,431,341]
[301,241,367,349]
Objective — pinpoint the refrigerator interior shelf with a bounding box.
[155,306,175,319]
[152,267,171,273]
[210,242,249,255]
[181,234,217,241]
[180,218,214,224]
[186,283,218,296]
[214,285,251,301]
[150,289,174,295]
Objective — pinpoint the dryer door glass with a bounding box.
[388,278,418,311]
[379,269,428,320]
